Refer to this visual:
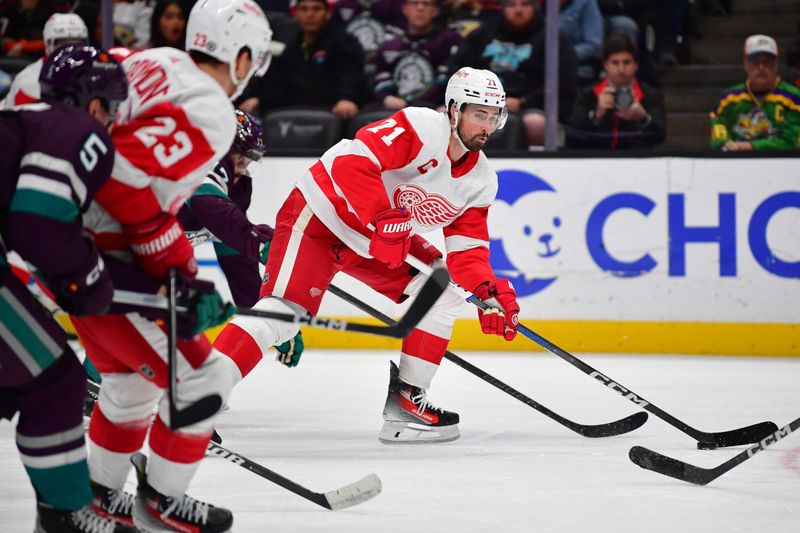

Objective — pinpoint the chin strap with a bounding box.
[450,110,470,153]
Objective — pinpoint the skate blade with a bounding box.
[378,420,460,444]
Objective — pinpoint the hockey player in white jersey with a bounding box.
[0,13,89,110]
[68,1,273,531]
[214,67,521,444]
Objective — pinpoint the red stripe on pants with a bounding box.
[88,405,149,454]
[213,323,263,379]
[149,416,211,464]
[402,329,448,365]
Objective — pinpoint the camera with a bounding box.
[614,86,634,109]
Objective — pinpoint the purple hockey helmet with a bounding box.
[231,110,266,161]
[39,44,128,121]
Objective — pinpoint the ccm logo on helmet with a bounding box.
[485,92,503,97]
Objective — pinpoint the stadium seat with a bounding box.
[261,108,343,151]
[344,109,395,139]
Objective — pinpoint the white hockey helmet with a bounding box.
[43,13,89,55]
[445,67,508,130]
[186,0,273,100]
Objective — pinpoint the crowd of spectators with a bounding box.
[1,0,799,151]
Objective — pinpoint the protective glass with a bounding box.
[462,106,508,131]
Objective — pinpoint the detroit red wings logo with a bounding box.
[392,184,460,229]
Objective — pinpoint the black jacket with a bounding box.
[566,77,666,149]
[246,23,367,110]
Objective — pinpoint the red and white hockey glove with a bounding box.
[124,214,197,280]
[473,279,520,341]
[369,208,412,268]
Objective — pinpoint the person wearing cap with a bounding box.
[710,34,800,151]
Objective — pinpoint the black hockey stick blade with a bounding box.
[630,416,800,486]
[326,283,647,438]
[696,421,779,449]
[113,267,449,340]
[166,269,222,430]
[629,446,714,485]
[403,257,775,448]
[206,442,382,510]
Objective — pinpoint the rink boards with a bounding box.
[194,155,799,356]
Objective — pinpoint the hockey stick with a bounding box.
[629,416,800,485]
[206,441,382,510]
[112,267,449,340]
[327,283,647,438]
[166,268,223,430]
[404,256,777,448]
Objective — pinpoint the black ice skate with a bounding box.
[90,481,138,531]
[379,360,460,444]
[35,502,132,533]
[130,453,233,533]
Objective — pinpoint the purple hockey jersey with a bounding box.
[0,103,114,282]
[178,156,263,308]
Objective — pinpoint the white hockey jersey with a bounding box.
[87,46,236,256]
[297,106,497,292]
[0,58,42,110]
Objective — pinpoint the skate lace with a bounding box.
[71,506,117,533]
[409,388,443,416]
[162,494,210,524]
[104,488,134,516]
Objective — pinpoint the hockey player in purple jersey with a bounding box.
[0,44,134,532]
[179,110,304,379]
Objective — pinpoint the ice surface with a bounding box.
[2,351,798,532]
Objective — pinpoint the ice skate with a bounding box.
[379,361,460,444]
[34,502,133,533]
[90,481,138,531]
[130,453,232,533]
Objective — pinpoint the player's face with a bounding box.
[232,153,255,179]
[457,104,502,151]
[603,51,637,87]
[744,53,778,93]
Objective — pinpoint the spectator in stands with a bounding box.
[448,0,577,146]
[787,27,800,89]
[596,0,640,40]
[371,0,461,110]
[567,33,665,149]
[559,0,603,83]
[710,35,800,151]
[443,0,503,38]
[332,0,405,65]
[147,0,185,49]
[113,0,153,49]
[238,0,366,120]
[0,0,50,57]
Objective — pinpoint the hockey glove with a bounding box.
[50,243,113,316]
[175,277,236,339]
[244,223,274,263]
[369,208,412,268]
[275,331,304,368]
[124,214,197,280]
[473,279,520,341]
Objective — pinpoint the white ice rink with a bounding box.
[1,350,798,532]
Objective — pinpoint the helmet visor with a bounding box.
[462,105,508,132]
